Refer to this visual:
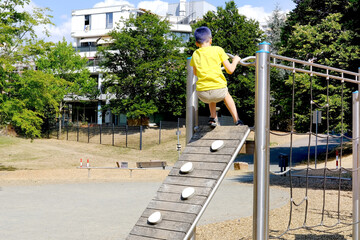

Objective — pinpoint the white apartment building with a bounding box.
[67,0,215,125]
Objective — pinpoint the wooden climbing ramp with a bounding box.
[126,125,250,240]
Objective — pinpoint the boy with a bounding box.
[190,26,243,127]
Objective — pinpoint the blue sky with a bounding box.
[29,0,296,43]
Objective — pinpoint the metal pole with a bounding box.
[315,110,318,169]
[77,124,79,142]
[126,125,128,148]
[112,123,115,146]
[353,90,360,238]
[140,125,142,150]
[253,42,271,240]
[88,124,90,143]
[100,124,102,144]
[186,57,198,143]
[159,121,162,144]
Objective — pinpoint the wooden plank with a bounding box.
[158,184,212,197]
[147,200,202,214]
[179,153,232,163]
[135,217,191,233]
[163,176,216,188]
[126,234,164,240]
[187,139,240,148]
[169,168,223,179]
[154,192,207,206]
[130,226,185,240]
[141,209,196,223]
[182,146,237,155]
[173,161,227,171]
[192,132,245,141]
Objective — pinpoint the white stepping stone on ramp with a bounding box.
[180,162,193,174]
[147,211,162,225]
[210,140,225,152]
[181,187,195,199]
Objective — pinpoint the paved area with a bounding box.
[237,134,344,172]
[0,179,288,240]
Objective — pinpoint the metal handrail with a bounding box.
[270,54,359,84]
[227,53,256,66]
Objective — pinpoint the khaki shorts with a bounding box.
[197,87,228,104]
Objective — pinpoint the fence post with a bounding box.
[253,42,271,240]
[140,125,143,150]
[88,124,90,143]
[353,88,360,240]
[126,125,128,148]
[112,123,115,146]
[100,124,102,144]
[186,57,198,143]
[159,121,162,144]
[77,124,79,142]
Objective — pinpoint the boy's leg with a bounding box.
[209,102,217,119]
[224,93,240,123]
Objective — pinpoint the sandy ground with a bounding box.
[0,130,356,239]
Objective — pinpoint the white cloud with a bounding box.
[238,5,272,24]
[15,1,72,43]
[137,0,168,16]
[93,0,134,8]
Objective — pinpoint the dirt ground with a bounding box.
[0,129,356,239]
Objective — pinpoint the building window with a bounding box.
[84,15,91,31]
[106,12,113,29]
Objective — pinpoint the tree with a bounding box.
[187,1,264,125]
[36,39,98,137]
[265,5,286,54]
[98,11,186,122]
[0,0,54,138]
[277,6,360,133]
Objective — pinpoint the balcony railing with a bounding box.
[74,46,98,52]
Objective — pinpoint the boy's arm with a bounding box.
[193,66,197,76]
[223,55,241,74]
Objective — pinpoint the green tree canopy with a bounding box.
[187,1,264,125]
[99,11,186,121]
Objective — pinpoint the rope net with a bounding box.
[268,55,359,238]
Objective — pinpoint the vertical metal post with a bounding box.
[253,42,271,240]
[126,125,128,148]
[159,121,162,144]
[186,57,198,143]
[354,89,360,239]
[88,124,90,143]
[315,110,318,169]
[112,123,115,146]
[140,125,143,150]
[100,125,102,144]
[77,125,79,142]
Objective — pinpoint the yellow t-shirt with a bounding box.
[190,46,229,91]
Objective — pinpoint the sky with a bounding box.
[28,0,296,43]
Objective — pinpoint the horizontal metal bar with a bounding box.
[227,53,256,66]
[270,63,359,84]
[271,54,359,77]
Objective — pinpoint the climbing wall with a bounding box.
[126,125,250,240]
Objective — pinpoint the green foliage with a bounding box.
[99,12,186,120]
[36,39,98,98]
[187,1,264,124]
[276,11,358,133]
[265,5,286,53]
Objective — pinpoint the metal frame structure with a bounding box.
[186,42,360,240]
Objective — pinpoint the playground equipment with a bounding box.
[127,42,360,240]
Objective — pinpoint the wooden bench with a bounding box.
[136,160,167,169]
[77,161,145,178]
